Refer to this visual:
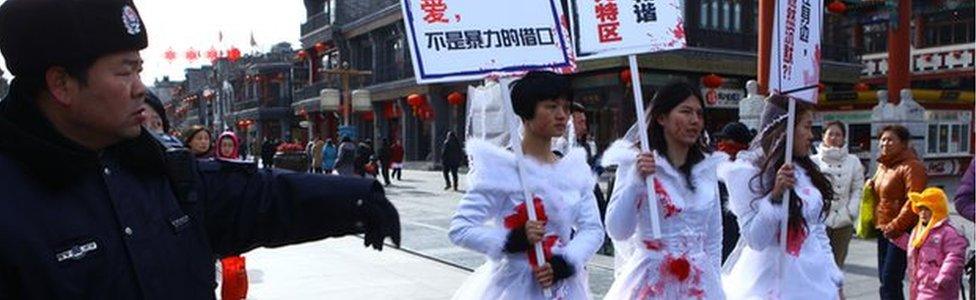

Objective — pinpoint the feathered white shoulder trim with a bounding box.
[465,138,596,193]
[601,139,638,168]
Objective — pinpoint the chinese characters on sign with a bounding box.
[770,0,822,103]
[574,0,684,60]
[425,28,556,51]
[401,0,573,83]
[595,0,622,43]
[633,0,657,23]
[420,0,449,24]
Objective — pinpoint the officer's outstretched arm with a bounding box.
[196,161,401,256]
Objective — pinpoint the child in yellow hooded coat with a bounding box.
[894,187,969,300]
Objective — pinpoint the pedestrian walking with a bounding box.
[142,92,168,134]
[894,187,969,300]
[390,138,405,180]
[377,138,392,186]
[311,137,325,173]
[872,124,927,300]
[713,121,752,263]
[322,138,338,174]
[142,91,182,145]
[718,95,843,299]
[441,131,464,191]
[811,121,865,269]
[334,136,358,176]
[601,82,726,299]
[216,131,241,160]
[450,71,603,299]
[356,139,374,177]
[213,131,249,299]
[261,138,277,169]
[183,125,213,158]
[0,1,400,297]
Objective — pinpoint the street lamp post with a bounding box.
[321,61,371,126]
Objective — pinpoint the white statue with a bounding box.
[872,90,896,121]
[896,88,924,121]
[738,80,765,131]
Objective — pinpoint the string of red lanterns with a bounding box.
[447,92,465,106]
[619,69,632,86]
[827,0,846,14]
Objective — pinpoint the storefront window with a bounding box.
[928,122,971,155]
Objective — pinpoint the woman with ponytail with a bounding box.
[718,95,843,299]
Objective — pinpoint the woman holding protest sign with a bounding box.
[718,95,843,299]
[448,71,604,300]
[601,82,726,299]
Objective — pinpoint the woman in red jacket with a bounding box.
[215,131,249,300]
[390,138,405,181]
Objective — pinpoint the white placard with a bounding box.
[574,0,686,60]
[400,0,574,84]
[769,0,822,103]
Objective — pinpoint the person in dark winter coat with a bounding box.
[334,136,358,176]
[356,139,375,177]
[261,138,277,169]
[441,131,464,191]
[376,138,392,186]
[0,1,400,298]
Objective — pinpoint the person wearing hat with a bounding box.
[893,188,969,300]
[0,0,400,298]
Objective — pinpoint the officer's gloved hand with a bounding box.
[361,183,401,251]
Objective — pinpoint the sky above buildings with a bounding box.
[0,0,307,86]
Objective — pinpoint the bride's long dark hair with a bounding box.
[750,95,833,231]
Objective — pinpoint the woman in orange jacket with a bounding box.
[871,124,927,300]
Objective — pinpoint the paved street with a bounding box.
[241,168,974,299]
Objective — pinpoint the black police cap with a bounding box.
[0,0,148,78]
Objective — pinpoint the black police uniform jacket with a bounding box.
[0,82,387,299]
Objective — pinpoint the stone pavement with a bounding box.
[236,166,974,299]
[237,236,470,299]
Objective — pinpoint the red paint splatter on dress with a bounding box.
[643,239,664,251]
[777,225,809,257]
[653,178,682,218]
[502,196,559,267]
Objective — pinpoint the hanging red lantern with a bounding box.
[407,94,425,107]
[619,69,632,86]
[827,0,846,14]
[164,47,177,63]
[383,102,400,119]
[702,74,723,89]
[185,47,200,63]
[296,50,308,60]
[227,47,242,62]
[362,111,375,122]
[206,47,220,62]
[854,82,870,92]
[447,92,465,106]
[315,42,328,54]
[818,83,827,92]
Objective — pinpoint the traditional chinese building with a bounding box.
[810,1,974,193]
[298,0,474,164]
[221,43,298,157]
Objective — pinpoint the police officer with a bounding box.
[0,0,400,298]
